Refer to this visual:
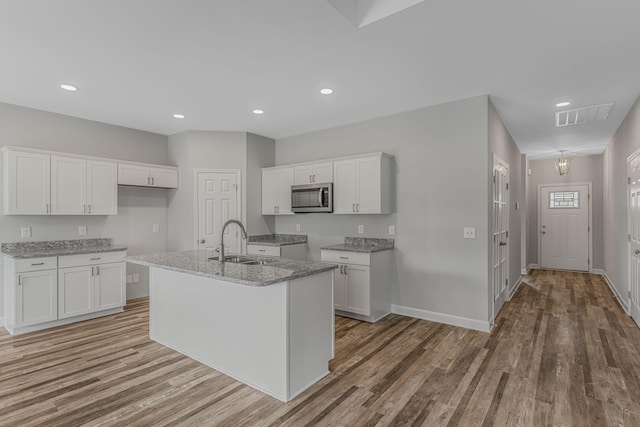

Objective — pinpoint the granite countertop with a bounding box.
[247,234,308,247]
[1,238,127,259]
[126,250,336,287]
[321,237,395,253]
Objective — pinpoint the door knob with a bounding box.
[635,249,640,255]
[199,239,205,244]
[499,241,507,246]
[541,231,546,234]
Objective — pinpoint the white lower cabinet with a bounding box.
[247,243,308,260]
[16,269,58,327]
[321,249,393,323]
[3,250,127,335]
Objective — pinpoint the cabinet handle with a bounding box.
[90,257,101,260]
[356,203,359,212]
[313,174,317,183]
[310,175,313,183]
[18,275,22,286]
[352,204,355,212]
[82,205,86,214]
[339,256,349,260]
[31,262,45,266]
[88,204,91,214]
[259,249,266,252]
[274,206,277,213]
[91,267,95,276]
[151,177,155,185]
[96,266,100,275]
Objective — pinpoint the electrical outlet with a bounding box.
[153,224,159,233]
[463,227,476,239]
[296,224,301,232]
[389,225,395,235]
[358,224,364,234]
[132,273,140,283]
[78,226,87,236]
[21,227,31,238]
[126,275,133,284]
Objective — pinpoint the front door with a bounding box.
[628,151,640,326]
[540,184,590,271]
[492,155,509,320]
[196,171,240,254]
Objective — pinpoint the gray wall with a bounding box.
[0,102,170,315]
[488,100,523,306]
[526,155,604,269]
[167,131,275,252]
[275,96,492,323]
[603,94,640,304]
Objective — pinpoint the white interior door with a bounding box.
[540,184,590,271]
[492,155,509,320]
[196,171,240,254]
[628,152,640,326]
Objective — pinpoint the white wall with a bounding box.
[246,133,275,236]
[0,102,170,312]
[275,96,492,325]
[488,100,523,304]
[603,94,640,308]
[526,155,604,269]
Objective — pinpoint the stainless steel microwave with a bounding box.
[291,183,333,213]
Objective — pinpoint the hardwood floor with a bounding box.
[1,269,640,426]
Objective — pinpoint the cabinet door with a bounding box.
[150,168,178,188]
[294,165,314,185]
[5,151,51,215]
[261,170,278,214]
[58,266,94,319]
[277,168,295,215]
[118,164,150,186]
[346,265,371,315]
[356,156,381,214]
[333,159,357,214]
[51,156,86,215]
[333,266,347,311]
[95,262,126,311]
[16,270,57,327]
[313,162,334,183]
[87,160,118,215]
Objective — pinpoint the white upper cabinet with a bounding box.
[261,167,295,215]
[51,156,117,215]
[3,150,51,215]
[294,161,334,185]
[117,163,178,188]
[334,154,391,214]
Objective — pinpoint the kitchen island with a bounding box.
[127,250,336,402]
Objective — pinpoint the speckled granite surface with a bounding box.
[321,237,395,253]
[247,234,308,246]
[1,239,127,259]
[126,250,336,286]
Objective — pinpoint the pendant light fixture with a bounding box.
[556,150,569,176]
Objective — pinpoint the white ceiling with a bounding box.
[1,0,639,156]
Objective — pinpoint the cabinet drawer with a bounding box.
[320,250,370,266]
[247,245,281,257]
[15,257,58,273]
[59,251,126,268]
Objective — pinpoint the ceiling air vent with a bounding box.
[555,103,614,127]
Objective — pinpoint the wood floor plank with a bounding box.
[1,271,640,426]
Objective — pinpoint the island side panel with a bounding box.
[148,267,288,401]
[287,270,334,400]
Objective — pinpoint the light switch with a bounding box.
[78,226,87,236]
[389,225,395,235]
[132,273,140,283]
[21,227,31,238]
[153,224,159,233]
[463,227,476,239]
[126,275,133,284]
[358,225,364,234]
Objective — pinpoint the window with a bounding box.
[549,191,579,208]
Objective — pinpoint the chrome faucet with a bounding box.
[219,219,248,264]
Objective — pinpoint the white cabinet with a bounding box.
[16,269,58,327]
[118,163,178,188]
[294,161,333,185]
[321,249,393,323]
[247,243,308,260]
[3,150,51,215]
[333,154,392,214]
[3,250,126,335]
[51,156,117,215]
[261,167,294,215]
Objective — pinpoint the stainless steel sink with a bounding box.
[208,255,274,265]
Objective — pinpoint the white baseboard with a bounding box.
[0,317,3,327]
[391,304,491,333]
[521,269,528,275]
[509,276,524,300]
[592,269,629,314]
[527,263,539,271]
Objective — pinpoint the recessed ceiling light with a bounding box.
[173,114,185,119]
[253,109,265,115]
[320,88,334,95]
[556,101,571,107]
[60,84,78,91]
